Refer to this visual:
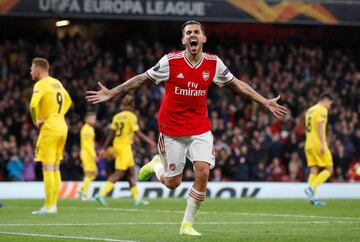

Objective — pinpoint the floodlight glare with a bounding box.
[55,20,70,27]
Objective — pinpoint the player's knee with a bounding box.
[166,183,180,189]
[165,179,181,189]
[310,166,319,174]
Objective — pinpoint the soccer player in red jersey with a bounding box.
[86,21,287,236]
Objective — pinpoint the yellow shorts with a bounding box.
[305,146,333,167]
[80,153,97,173]
[113,143,134,170]
[35,134,67,164]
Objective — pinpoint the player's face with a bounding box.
[86,115,96,126]
[30,64,40,81]
[325,99,333,109]
[182,24,207,56]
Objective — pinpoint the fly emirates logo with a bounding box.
[174,82,206,96]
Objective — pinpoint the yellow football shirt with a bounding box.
[80,123,96,159]
[111,111,139,145]
[29,76,72,136]
[305,104,328,148]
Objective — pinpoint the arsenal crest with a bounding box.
[202,71,209,81]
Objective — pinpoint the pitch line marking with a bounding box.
[6,205,360,221]
[0,231,137,242]
[8,205,360,221]
[0,221,359,227]
[98,207,360,221]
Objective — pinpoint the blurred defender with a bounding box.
[86,21,287,235]
[79,112,98,201]
[30,58,72,214]
[304,93,333,206]
[94,94,156,206]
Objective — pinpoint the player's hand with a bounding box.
[320,144,325,154]
[99,149,106,158]
[266,95,288,120]
[86,82,112,104]
[36,120,44,129]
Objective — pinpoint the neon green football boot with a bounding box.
[138,155,162,181]
[179,222,202,236]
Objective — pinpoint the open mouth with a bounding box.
[190,39,198,48]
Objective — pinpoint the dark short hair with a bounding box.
[319,92,333,101]
[181,20,205,35]
[32,57,49,71]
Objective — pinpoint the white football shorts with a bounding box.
[158,131,215,177]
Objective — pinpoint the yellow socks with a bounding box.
[82,176,95,196]
[310,170,331,191]
[130,186,140,201]
[53,171,61,207]
[43,171,55,209]
[99,184,141,201]
[99,182,114,197]
[308,173,317,189]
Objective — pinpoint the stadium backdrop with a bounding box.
[1,0,359,200]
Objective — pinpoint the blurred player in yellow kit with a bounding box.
[304,93,333,206]
[95,94,156,206]
[29,57,72,214]
[79,112,97,201]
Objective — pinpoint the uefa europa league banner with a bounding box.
[1,0,360,25]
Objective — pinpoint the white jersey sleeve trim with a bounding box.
[146,55,169,84]
[213,56,235,87]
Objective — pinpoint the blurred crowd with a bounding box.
[0,30,359,183]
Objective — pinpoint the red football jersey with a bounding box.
[146,51,234,137]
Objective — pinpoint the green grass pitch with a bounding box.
[0,198,359,241]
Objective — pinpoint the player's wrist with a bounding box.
[108,90,116,99]
[263,99,271,109]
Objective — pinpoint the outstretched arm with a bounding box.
[228,78,288,119]
[86,73,151,104]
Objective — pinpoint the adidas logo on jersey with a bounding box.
[177,73,184,79]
